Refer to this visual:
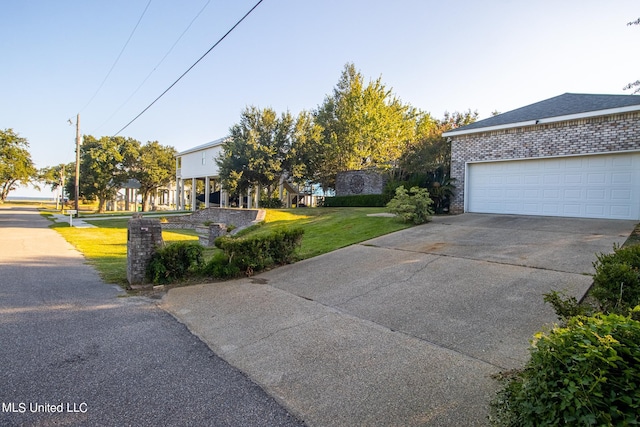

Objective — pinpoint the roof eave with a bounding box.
[175,137,229,157]
[442,104,640,137]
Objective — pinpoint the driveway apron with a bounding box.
[164,213,636,426]
[0,206,302,427]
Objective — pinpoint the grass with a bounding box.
[623,223,640,248]
[244,207,411,259]
[48,207,412,286]
[51,219,199,286]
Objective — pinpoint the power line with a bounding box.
[79,0,153,114]
[91,0,211,134]
[113,0,265,136]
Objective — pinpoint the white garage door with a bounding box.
[467,152,640,220]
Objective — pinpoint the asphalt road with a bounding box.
[0,206,303,427]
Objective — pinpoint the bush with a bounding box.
[259,197,283,208]
[201,251,241,279]
[147,242,204,284]
[543,290,592,322]
[592,245,640,314]
[209,227,304,277]
[490,309,640,426]
[322,194,389,207]
[386,185,434,224]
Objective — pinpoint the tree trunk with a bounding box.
[97,198,106,213]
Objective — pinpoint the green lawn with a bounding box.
[52,220,199,286]
[49,207,412,286]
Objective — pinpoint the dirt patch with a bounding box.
[420,242,448,252]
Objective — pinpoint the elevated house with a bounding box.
[443,93,640,220]
[175,137,228,211]
[175,137,305,211]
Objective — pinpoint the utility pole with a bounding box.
[74,113,81,216]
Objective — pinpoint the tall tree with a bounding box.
[79,135,140,213]
[133,141,176,211]
[217,106,293,203]
[286,110,324,187]
[0,128,37,202]
[314,63,417,189]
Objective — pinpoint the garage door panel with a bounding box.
[611,205,632,217]
[563,204,581,216]
[612,189,632,200]
[587,173,607,184]
[565,173,584,184]
[563,189,582,199]
[467,153,640,220]
[612,173,632,184]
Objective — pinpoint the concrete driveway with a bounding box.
[163,213,636,426]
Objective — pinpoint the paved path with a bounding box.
[0,206,302,426]
[163,213,636,426]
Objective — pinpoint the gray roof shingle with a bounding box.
[445,93,640,135]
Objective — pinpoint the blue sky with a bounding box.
[2,0,639,197]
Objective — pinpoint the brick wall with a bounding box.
[127,216,164,286]
[449,112,640,213]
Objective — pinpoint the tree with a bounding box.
[0,128,37,202]
[133,141,176,211]
[624,18,640,93]
[399,109,478,178]
[39,163,73,208]
[314,63,417,190]
[217,106,293,204]
[287,110,324,187]
[79,135,140,213]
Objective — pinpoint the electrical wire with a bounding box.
[113,0,265,136]
[79,0,153,114]
[91,0,211,134]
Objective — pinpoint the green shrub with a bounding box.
[592,245,640,314]
[210,227,304,277]
[147,242,204,284]
[543,290,592,322]
[322,194,389,207]
[490,309,640,426]
[259,197,283,208]
[386,185,434,224]
[202,251,241,279]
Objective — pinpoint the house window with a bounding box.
[202,152,206,165]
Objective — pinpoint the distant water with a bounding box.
[6,196,55,202]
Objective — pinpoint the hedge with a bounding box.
[209,227,304,277]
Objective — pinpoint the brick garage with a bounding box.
[444,93,640,220]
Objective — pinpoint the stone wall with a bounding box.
[335,170,386,196]
[449,111,640,213]
[162,207,266,235]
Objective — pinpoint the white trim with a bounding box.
[175,137,228,157]
[464,148,640,165]
[444,104,640,137]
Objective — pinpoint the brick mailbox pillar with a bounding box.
[127,214,164,286]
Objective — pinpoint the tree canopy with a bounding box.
[78,135,139,213]
[217,63,478,201]
[313,63,417,189]
[133,141,176,211]
[0,128,37,202]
